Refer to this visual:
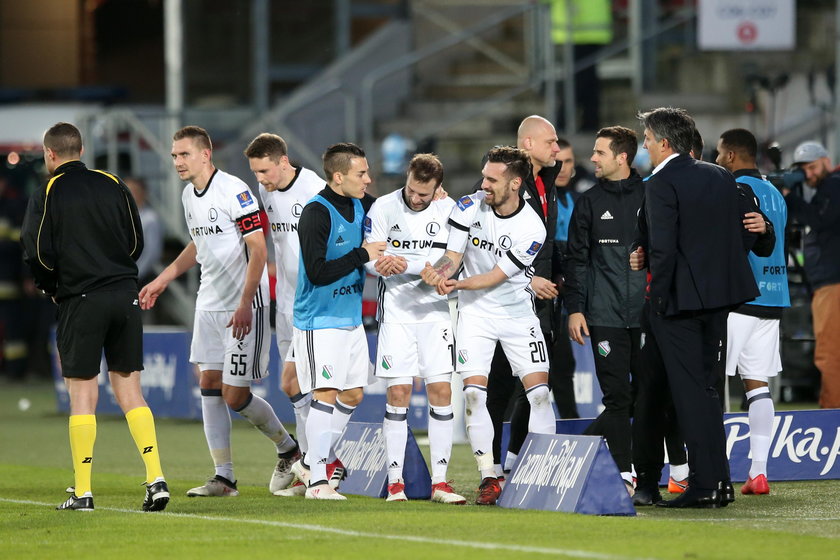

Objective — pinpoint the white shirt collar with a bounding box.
[651,153,680,175]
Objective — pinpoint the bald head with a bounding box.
[517,115,559,173]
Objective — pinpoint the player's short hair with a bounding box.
[636,107,695,155]
[692,128,705,159]
[486,146,532,183]
[407,153,444,187]
[323,142,366,178]
[174,126,212,151]
[719,128,758,161]
[557,137,572,150]
[244,133,288,162]
[596,126,638,163]
[44,122,82,158]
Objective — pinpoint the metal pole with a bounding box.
[563,0,576,135]
[164,0,184,123]
[629,0,643,97]
[541,4,556,124]
[335,0,351,56]
[252,0,269,114]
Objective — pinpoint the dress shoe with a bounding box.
[632,487,663,506]
[718,480,735,506]
[656,487,720,509]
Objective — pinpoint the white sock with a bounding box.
[746,386,774,478]
[235,393,295,454]
[291,392,311,454]
[384,404,408,484]
[670,462,689,481]
[463,385,495,479]
[328,397,356,462]
[525,383,555,434]
[306,400,334,484]
[428,404,454,484]
[503,451,518,472]
[201,389,233,481]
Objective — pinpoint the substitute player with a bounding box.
[290,142,385,500]
[716,128,790,495]
[244,133,321,495]
[422,146,556,506]
[364,153,466,504]
[141,126,299,497]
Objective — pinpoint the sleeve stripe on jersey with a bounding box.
[237,210,262,235]
[506,249,526,270]
[431,242,447,249]
[448,218,469,232]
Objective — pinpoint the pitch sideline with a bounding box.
[1,497,653,560]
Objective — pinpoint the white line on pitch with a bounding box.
[0,498,655,560]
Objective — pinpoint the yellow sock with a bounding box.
[68,415,96,496]
[125,406,164,483]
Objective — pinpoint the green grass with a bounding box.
[1,381,838,560]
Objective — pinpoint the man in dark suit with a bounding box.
[634,107,761,508]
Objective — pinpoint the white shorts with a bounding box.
[726,313,782,381]
[293,325,371,392]
[190,307,271,388]
[375,320,454,379]
[275,310,294,363]
[455,312,548,378]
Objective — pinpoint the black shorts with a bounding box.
[57,290,143,378]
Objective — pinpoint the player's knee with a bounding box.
[386,385,411,407]
[525,383,550,409]
[464,385,486,414]
[426,381,451,406]
[338,388,364,407]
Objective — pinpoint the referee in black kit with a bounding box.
[21,122,169,512]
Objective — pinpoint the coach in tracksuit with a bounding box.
[564,126,646,494]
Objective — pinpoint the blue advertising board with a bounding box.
[333,421,431,499]
[497,433,636,515]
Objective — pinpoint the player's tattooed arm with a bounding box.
[421,250,463,286]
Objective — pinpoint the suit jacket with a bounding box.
[644,154,759,316]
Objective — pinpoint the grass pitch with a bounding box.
[1,381,838,560]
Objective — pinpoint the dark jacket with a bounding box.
[564,170,646,327]
[785,169,840,290]
[21,160,143,301]
[522,163,560,332]
[644,155,759,316]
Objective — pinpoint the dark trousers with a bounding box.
[649,305,731,491]
[633,301,686,490]
[583,325,639,474]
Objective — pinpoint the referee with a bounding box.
[21,122,169,512]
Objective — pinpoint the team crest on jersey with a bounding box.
[237,191,254,208]
[597,341,611,357]
[458,349,469,364]
[526,241,543,256]
[292,203,303,218]
[498,235,512,250]
[381,356,393,370]
[363,216,372,233]
[426,222,440,236]
[456,196,474,211]
[322,365,334,379]
[208,208,218,222]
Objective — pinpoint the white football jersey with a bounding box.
[259,167,324,314]
[182,169,269,311]
[447,191,545,318]
[364,189,454,324]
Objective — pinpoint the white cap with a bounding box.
[793,141,828,165]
